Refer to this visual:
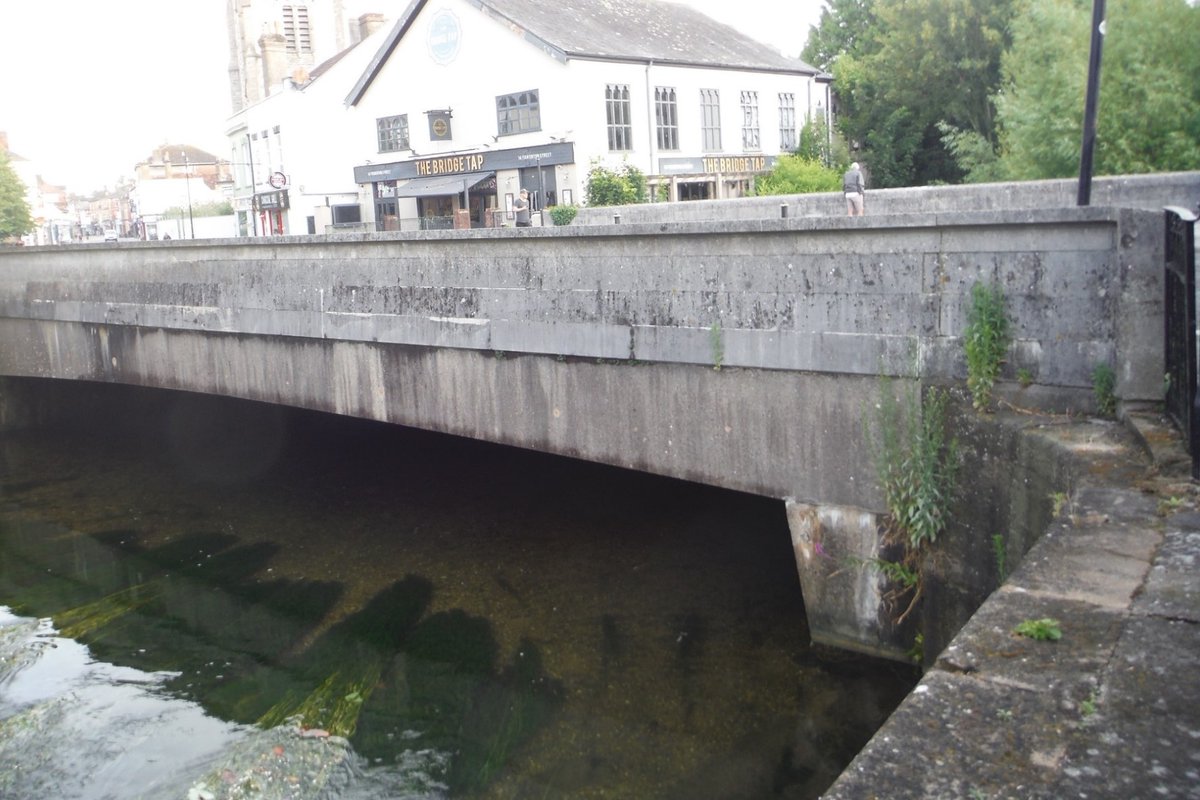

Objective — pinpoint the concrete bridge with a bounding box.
[0,174,1192,661]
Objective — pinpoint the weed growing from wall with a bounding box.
[709,323,724,371]
[867,377,961,624]
[963,281,1011,410]
[1092,363,1116,416]
[992,533,1008,583]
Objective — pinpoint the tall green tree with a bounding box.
[801,0,878,72]
[0,152,34,242]
[996,0,1200,178]
[809,0,1016,187]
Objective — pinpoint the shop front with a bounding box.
[656,155,777,202]
[253,189,290,235]
[354,142,574,231]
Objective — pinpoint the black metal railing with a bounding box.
[1164,205,1199,478]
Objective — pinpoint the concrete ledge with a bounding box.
[822,412,1200,799]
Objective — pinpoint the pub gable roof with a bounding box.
[347,0,820,106]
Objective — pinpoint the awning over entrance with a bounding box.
[393,171,494,198]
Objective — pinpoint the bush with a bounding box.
[751,154,842,196]
[584,161,647,207]
[547,205,578,226]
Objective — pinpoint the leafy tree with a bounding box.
[996,0,1200,178]
[752,154,842,196]
[584,161,647,206]
[801,0,878,72]
[816,0,1016,187]
[794,114,850,167]
[0,152,34,242]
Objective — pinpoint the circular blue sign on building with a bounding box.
[427,9,461,65]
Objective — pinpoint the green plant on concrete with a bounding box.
[1157,495,1186,516]
[1050,491,1069,517]
[1092,363,1116,416]
[1080,692,1098,718]
[1017,368,1033,388]
[547,205,578,226]
[709,323,724,371]
[852,556,920,589]
[963,281,1011,410]
[867,377,961,624]
[992,533,1008,583]
[874,381,961,552]
[906,632,924,665]
[1013,617,1062,641]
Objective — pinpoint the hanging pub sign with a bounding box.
[427,109,453,141]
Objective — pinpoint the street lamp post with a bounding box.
[246,134,259,236]
[1077,0,1107,206]
[182,151,195,239]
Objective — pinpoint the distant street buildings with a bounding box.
[225,0,831,236]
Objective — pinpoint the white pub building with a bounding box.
[226,0,830,235]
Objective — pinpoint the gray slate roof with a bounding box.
[348,0,820,106]
[479,0,818,73]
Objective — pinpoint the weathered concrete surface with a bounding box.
[0,207,1174,660]
[822,410,1200,799]
[0,207,1167,402]
[573,170,1200,224]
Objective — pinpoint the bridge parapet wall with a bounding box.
[570,170,1199,225]
[0,206,1163,404]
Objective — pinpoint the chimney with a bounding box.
[358,13,385,40]
[259,32,289,95]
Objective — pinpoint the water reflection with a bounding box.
[0,386,916,798]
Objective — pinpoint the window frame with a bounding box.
[376,114,409,153]
[496,90,542,137]
[741,91,760,151]
[655,86,679,151]
[778,93,797,152]
[606,84,633,152]
[700,88,721,152]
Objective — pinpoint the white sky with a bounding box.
[0,0,825,195]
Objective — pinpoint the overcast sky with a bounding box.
[0,0,825,195]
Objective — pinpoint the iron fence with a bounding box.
[1164,206,1199,478]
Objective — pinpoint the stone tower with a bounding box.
[226,0,355,113]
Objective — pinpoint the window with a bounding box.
[741,91,760,150]
[779,93,797,151]
[606,84,633,151]
[282,5,311,54]
[655,86,679,151]
[377,114,409,152]
[331,205,362,225]
[496,90,541,136]
[700,89,721,151]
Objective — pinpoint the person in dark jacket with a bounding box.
[843,162,865,216]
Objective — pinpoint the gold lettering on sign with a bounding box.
[701,156,767,173]
[415,154,486,176]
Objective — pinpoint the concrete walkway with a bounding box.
[822,408,1200,800]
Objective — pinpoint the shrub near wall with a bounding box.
[753,154,843,196]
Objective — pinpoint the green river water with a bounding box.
[0,385,915,799]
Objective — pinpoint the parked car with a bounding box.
[103,229,118,243]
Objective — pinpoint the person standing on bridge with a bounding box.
[514,189,532,227]
[843,162,866,217]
